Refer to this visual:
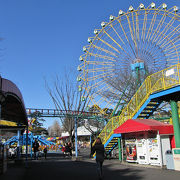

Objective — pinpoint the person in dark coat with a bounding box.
[92,137,105,180]
[43,146,48,159]
[65,142,72,157]
[33,139,39,160]
[68,142,72,156]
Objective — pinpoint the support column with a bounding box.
[0,104,1,119]
[30,133,33,159]
[118,137,122,161]
[74,117,78,157]
[90,135,91,147]
[170,100,180,148]
[0,104,1,139]
[25,125,28,167]
[17,129,21,160]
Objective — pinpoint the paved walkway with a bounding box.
[1,149,180,180]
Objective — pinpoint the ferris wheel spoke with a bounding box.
[97,37,121,53]
[141,9,148,42]
[164,51,179,57]
[155,19,174,45]
[125,15,136,46]
[167,55,179,59]
[164,44,180,52]
[89,80,109,92]
[132,12,139,56]
[117,19,136,57]
[94,85,119,103]
[166,59,179,64]
[85,67,114,73]
[85,60,115,66]
[135,12,140,42]
[154,18,175,45]
[163,43,179,53]
[92,44,119,57]
[87,53,117,62]
[159,25,180,47]
[87,72,113,82]
[161,37,179,53]
[95,95,116,110]
[109,24,126,45]
[160,32,180,49]
[146,12,158,42]
[165,46,180,55]
[103,29,133,57]
[126,13,138,57]
[142,50,165,65]
[151,13,167,43]
[109,23,133,59]
[86,72,114,83]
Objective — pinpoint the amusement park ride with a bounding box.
[77,2,180,157]
[3,108,108,158]
[2,2,180,162]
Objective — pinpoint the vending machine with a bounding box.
[147,135,161,166]
[125,139,137,162]
[136,138,149,164]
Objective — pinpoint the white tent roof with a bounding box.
[61,125,98,137]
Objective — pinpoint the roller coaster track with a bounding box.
[26,108,108,131]
[96,64,180,153]
[26,108,104,118]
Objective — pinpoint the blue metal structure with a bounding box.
[4,134,55,146]
[133,85,180,119]
[104,85,180,155]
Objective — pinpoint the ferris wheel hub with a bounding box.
[133,59,144,64]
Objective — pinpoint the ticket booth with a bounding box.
[114,119,174,166]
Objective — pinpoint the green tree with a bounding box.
[29,112,47,135]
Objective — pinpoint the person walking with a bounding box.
[92,137,105,180]
[33,139,39,160]
[68,142,72,156]
[43,146,48,159]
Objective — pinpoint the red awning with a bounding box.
[114,119,174,135]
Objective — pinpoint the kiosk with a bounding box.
[114,119,174,166]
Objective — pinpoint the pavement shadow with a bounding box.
[1,157,142,180]
[104,163,142,180]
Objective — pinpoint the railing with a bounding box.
[26,108,102,117]
[97,63,180,145]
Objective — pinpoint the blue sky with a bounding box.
[0,0,179,128]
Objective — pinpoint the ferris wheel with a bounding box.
[77,3,180,113]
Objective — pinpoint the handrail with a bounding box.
[96,63,180,145]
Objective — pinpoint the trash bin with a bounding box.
[165,150,174,170]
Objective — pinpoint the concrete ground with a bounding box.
[1,148,180,180]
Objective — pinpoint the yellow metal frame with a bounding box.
[28,118,36,131]
[78,3,180,113]
[95,63,180,145]
[0,120,17,127]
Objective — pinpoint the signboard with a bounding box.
[173,148,180,171]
